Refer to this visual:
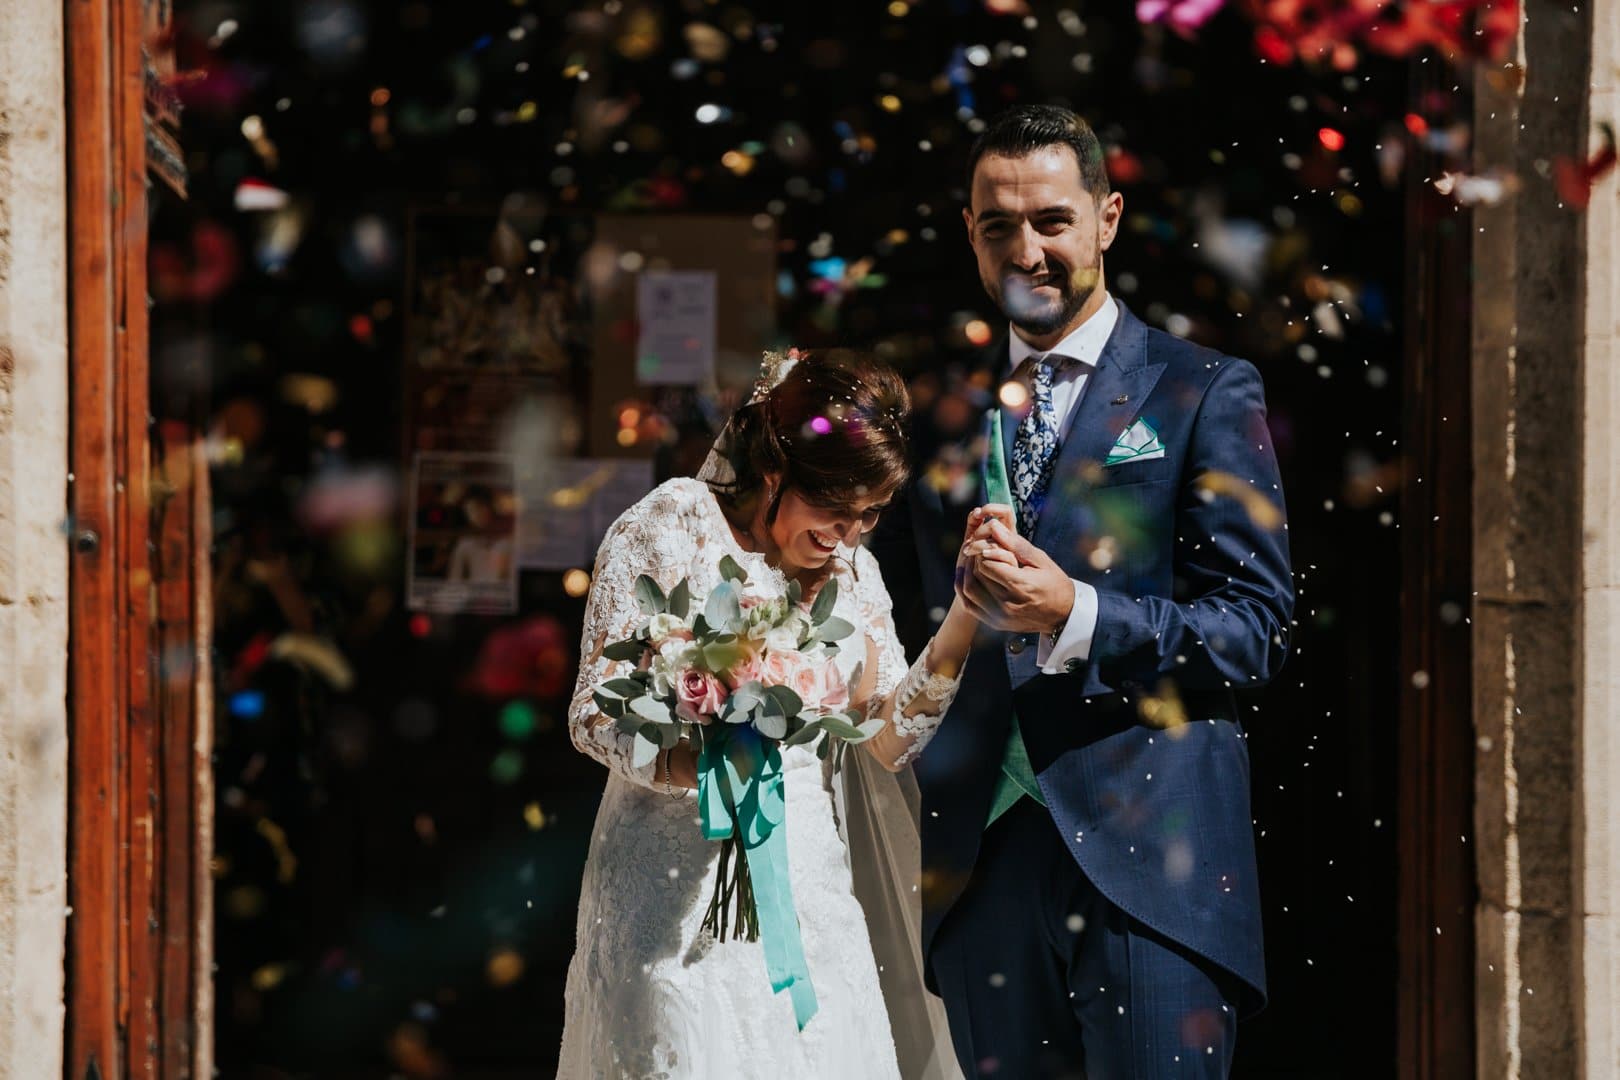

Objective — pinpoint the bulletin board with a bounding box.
[586,213,778,457]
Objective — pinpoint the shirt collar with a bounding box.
[1006,292,1118,374]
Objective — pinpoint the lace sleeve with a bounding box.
[853,547,962,767]
[854,546,912,707]
[568,481,701,789]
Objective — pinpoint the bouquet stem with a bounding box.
[702,830,760,943]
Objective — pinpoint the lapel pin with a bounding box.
[1112,394,1130,405]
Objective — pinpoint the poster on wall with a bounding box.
[402,205,589,464]
[407,452,519,615]
[635,269,717,385]
[516,457,656,572]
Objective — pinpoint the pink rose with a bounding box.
[816,658,850,710]
[726,654,765,691]
[787,656,849,712]
[675,669,728,723]
[758,648,809,689]
[789,663,824,710]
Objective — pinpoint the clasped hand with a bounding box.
[953,505,1075,634]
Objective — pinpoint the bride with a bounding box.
[557,350,978,1078]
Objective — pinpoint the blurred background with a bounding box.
[145,0,1504,1074]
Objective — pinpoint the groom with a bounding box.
[871,105,1293,1077]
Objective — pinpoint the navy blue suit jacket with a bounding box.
[870,302,1293,1016]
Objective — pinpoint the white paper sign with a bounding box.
[635,270,717,385]
[587,458,656,543]
[515,458,656,571]
[516,460,597,572]
[407,452,520,615]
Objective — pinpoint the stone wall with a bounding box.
[1472,1,1620,1076]
[0,0,70,1076]
[1578,1,1620,1076]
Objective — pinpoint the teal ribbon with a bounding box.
[697,727,819,1030]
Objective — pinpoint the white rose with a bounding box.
[764,626,801,654]
[647,613,688,643]
[650,638,696,696]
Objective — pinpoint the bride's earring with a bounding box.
[755,479,780,551]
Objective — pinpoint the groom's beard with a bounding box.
[991,264,1100,339]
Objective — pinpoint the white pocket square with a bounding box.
[1105,418,1165,465]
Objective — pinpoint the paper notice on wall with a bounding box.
[407,452,520,615]
[516,458,656,571]
[635,270,717,385]
[517,460,597,572]
[587,458,655,542]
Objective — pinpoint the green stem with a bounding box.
[697,828,760,944]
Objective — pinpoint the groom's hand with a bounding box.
[957,519,1075,634]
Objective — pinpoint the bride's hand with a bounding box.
[955,505,1020,585]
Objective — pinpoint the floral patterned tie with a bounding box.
[1010,355,1065,537]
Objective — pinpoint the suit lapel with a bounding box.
[1031,303,1167,553]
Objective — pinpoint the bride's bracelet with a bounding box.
[662,749,679,800]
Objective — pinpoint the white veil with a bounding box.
[697,353,962,1080]
[834,750,963,1080]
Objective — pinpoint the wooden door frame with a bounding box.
[1395,56,1478,1080]
[65,1,206,1077]
[62,3,1474,1075]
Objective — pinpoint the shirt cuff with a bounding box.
[1036,579,1100,673]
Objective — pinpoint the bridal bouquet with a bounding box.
[588,554,882,1029]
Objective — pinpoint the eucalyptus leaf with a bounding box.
[704,580,742,633]
[630,696,672,724]
[755,710,788,740]
[764,684,803,718]
[724,698,757,725]
[703,639,741,673]
[603,638,647,663]
[816,731,832,760]
[817,616,856,643]
[634,575,668,616]
[631,731,661,769]
[810,577,839,625]
[668,578,692,619]
[718,554,749,584]
[659,723,684,749]
[819,714,864,741]
[857,717,887,740]
[787,579,803,606]
[783,718,823,747]
[601,677,643,698]
[592,691,627,719]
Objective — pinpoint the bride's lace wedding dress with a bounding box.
[556,477,957,1079]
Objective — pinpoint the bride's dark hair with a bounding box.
[709,349,912,529]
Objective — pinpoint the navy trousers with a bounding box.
[929,799,1243,1079]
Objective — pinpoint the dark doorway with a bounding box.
[149,1,1423,1075]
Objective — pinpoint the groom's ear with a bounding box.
[962,206,975,241]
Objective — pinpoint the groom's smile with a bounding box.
[964,144,1123,350]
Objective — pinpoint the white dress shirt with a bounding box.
[1002,293,1118,674]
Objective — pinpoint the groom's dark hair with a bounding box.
[966,105,1110,202]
